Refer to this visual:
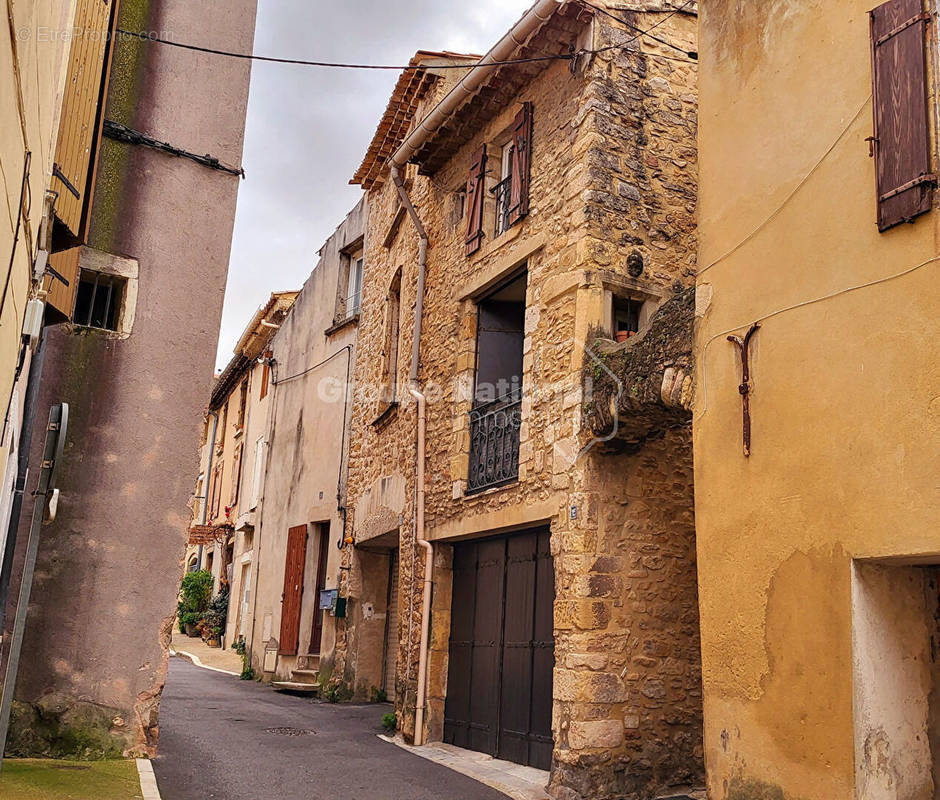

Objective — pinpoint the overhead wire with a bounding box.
[115,2,699,71]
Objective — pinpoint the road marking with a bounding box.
[171,648,240,677]
[136,758,163,800]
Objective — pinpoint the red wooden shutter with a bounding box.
[278,525,308,656]
[870,0,935,231]
[465,146,488,255]
[509,103,534,225]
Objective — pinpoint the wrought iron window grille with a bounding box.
[467,391,522,494]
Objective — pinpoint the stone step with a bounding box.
[290,669,320,684]
[271,681,320,695]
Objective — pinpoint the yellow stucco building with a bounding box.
[695,0,940,797]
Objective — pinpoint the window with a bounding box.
[259,351,272,399]
[236,378,248,431]
[467,270,526,493]
[210,462,223,520]
[250,435,265,509]
[231,443,243,506]
[382,269,402,405]
[346,247,364,317]
[493,141,515,237]
[613,296,643,342]
[74,269,125,330]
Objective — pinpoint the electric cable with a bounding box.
[578,0,698,59]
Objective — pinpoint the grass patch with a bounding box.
[1,758,142,800]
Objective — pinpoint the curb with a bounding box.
[170,647,240,677]
[136,758,162,800]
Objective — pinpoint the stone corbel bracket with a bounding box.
[582,286,694,451]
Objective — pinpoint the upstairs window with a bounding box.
[236,378,248,432]
[335,242,364,324]
[74,269,125,331]
[466,102,533,254]
[346,247,364,316]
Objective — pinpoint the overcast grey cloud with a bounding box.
[216,0,534,367]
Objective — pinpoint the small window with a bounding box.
[346,248,364,317]
[74,270,125,331]
[613,297,643,342]
[493,141,514,237]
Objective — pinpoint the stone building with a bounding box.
[186,291,299,646]
[246,200,367,689]
[694,0,940,797]
[3,0,257,757]
[336,2,702,798]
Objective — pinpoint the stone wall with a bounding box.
[340,5,701,797]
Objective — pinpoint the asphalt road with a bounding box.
[154,658,510,800]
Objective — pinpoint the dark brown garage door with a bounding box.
[443,527,554,770]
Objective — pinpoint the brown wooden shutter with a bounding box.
[508,103,534,226]
[278,525,308,656]
[465,146,488,255]
[260,351,272,399]
[231,443,243,505]
[870,0,935,232]
[52,0,117,242]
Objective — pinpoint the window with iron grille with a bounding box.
[73,269,125,331]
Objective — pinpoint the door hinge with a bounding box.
[875,11,930,46]
[879,173,937,202]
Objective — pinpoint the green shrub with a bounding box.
[201,587,229,637]
[381,713,397,733]
[370,686,388,703]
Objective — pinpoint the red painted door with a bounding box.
[278,525,307,656]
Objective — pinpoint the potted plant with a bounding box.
[201,587,229,648]
[177,569,212,637]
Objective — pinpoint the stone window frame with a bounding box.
[598,275,665,343]
[67,246,139,339]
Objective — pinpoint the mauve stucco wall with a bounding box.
[6,0,257,756]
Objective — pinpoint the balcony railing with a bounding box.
[492,177,513,237]
[467,393,522,494]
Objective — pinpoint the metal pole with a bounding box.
[0,335,46,636]
[0,403,68,771]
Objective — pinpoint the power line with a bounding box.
[115,3,698,71]
[579,0,698,59]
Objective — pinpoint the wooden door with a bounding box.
[443,528,554,769]
[278,525,307,656]
[309,524,330,655]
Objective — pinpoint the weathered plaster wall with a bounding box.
[695,1,940,797]
[0,0,76,560]
[341,6,701,798]
[248,199,366,683]
[5,0,256,757]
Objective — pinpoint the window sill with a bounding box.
[463,476,519,499]
[325,314,359,337]
[372,401,399,429]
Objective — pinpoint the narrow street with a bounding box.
[154,659,512,800]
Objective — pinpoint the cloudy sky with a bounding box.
[216,0,534,367]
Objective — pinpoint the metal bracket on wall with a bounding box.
[727,323,760,458]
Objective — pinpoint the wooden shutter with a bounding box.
[508,103,534,226]
[870,0,935,231]
[52,0,117,241]
[259,351,272,399]
[230,443,243,505]
[278,525,308,656]
[465,146,488,255]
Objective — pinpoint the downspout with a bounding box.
[390,164,432,746]
[387,0,561,747]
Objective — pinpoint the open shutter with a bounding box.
[465,146,488,255]
[51,0,116,242]
[508,103,533,226]
[278,525,308,656]
[870,0,935,232]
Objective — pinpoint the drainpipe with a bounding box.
[389,165,433,746]
[386,0,561,747]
